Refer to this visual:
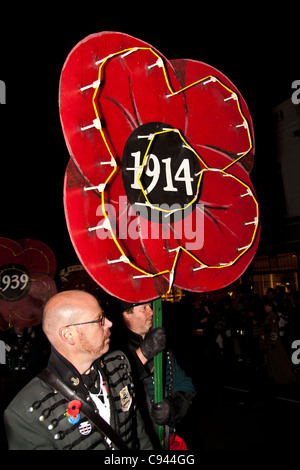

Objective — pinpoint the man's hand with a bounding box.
[140,327,166,360]
[151,392,193,427]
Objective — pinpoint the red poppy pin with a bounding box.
[66,400,82,424]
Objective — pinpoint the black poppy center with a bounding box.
[122,122,201,223]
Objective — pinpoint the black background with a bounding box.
[1,7,298,272]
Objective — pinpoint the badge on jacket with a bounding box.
[66,400,81,424]
[119,386,132,412]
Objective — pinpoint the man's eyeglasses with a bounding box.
[66,313,106,328]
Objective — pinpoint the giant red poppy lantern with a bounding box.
[0,238,57,330]
[60,31,259,303]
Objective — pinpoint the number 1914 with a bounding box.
[130,151,194,196]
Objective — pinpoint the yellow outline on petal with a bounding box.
[0,244,51,282]
[79,46,257,293]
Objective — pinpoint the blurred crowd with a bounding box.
[164,285,300,386]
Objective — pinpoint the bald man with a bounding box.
[4,290,153,450]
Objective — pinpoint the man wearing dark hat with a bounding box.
[110,298,196,448]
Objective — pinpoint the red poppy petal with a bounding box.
[0,238,25,266]
[17,239,56,278]
[0,277,57,330]
[67,399,82,416]
[60,32,259,300]
[59,32,185,186]
[64,159,168,302]
[170,58,255,172]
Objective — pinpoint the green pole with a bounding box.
[152,297,164,448]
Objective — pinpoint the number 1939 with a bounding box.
[0,265,30,301]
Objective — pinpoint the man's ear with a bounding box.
[59,326,75,345]
[122,311,130,326]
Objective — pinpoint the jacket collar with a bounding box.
[125,328,143,350]
[47,346,100,395]
[124,328,154,373]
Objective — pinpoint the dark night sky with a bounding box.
[1,8,298,271]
